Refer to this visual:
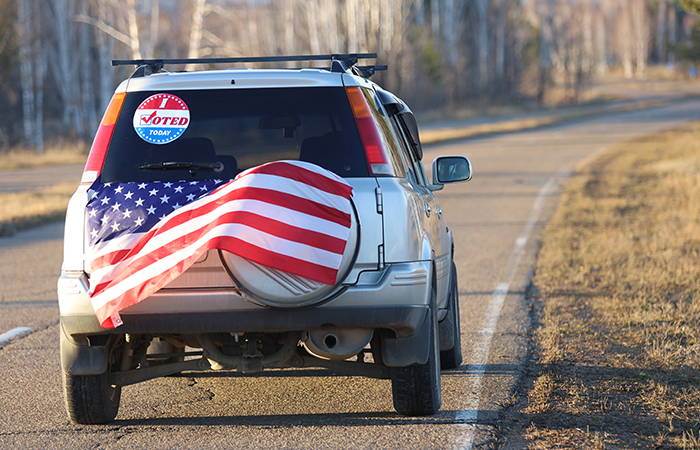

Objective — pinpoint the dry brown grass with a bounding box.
[420,99,674,145]
[0,141,87,171]
[501,122,700,449]
[0,182,76,236]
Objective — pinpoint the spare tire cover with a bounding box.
[219,200,360,308]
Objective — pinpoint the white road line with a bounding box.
[0,327,33,344]
[454,162,577,449]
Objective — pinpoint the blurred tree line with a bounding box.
[0,0,697,152]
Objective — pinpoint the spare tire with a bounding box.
[219,199,360,308]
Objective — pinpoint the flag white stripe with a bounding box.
[89,232,147,261]
[90,198,350,287]
[88,195,350,263]
[88,160,355,326]
[238,160,349,188]
[97,195,349,265]
[234,174,352,214]
[91,216,345,292]
[91,222,344,311]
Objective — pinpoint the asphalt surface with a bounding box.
[2,100,700,449]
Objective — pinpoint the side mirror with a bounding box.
[432,156,472,186]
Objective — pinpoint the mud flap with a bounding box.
[60,321,108,376]
[380,307,430,367]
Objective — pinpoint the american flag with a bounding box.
[86,160,354,329]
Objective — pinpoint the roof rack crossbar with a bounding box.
[112,53,377,67]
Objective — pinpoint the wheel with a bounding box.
[440,262,463,370]
[63,370,121,424]
[391,286,442,416]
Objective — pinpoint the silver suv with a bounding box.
[57,54,472,424]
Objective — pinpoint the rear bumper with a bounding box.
[61,304,428,337]
[58,261,431,338]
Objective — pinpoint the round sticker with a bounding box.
[133,93,190,145]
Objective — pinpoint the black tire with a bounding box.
[391,287,442,416]
[63,370,121,424]
[440,262,463,370]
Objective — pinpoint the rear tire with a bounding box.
[63,370,121,424]
[440,262,463,370]
[391,287,442,416]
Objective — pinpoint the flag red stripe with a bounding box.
[91,186,350,271]
[89,161,354,329]
[246,161,354,198]
[91,209,347,274]
[91,208,346,296]
[93,235,340,327]
[156,186,351,236]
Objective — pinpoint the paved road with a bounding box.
[2,101,700,449]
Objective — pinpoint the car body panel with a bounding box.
[58,61,468,381]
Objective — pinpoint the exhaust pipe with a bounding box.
[303,326,373,361]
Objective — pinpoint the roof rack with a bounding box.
[112,53,387,79]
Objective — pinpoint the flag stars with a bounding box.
[101,216,109,225]
[160,194,170,204]
[138,183,147,190]
[174,186,184,193]
[88,209,97,217]
[122,209,132,219]
[100,196,111,205]
[124,191,134,200]
[186,193,196,202]
[110,222,120,232]
[164,182,173,188]
[135,198,144,207]
[172,203,181,210]
[134,217,145,227]
[199,185,208,192]
[147,206,157,215]
[149,189,159,196]
[111,202,121,212]
[114,186,124,194]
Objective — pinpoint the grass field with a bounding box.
[0,143,86,236]
[0,142,87,171]
[0,182,77,236]
[501,122,700,449]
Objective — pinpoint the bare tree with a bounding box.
[75,0,143,60]
[48,0,86,137]
[474,0,489,90]
[669,4,678,63]
[17,0,44,151]
[657,0,668,62]
[616,7,634,78]
[595,6,608,75]
[632,0,651,77]
[495,0,506,80]
[185,0,207,71]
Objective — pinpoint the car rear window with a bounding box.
[100,87,369,183]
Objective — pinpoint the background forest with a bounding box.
[0,0,697,153]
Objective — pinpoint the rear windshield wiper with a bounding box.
[139,161,224,175]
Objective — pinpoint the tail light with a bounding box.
[345,87,392,176]
[80,93,126,184]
